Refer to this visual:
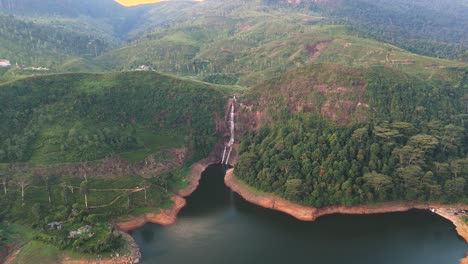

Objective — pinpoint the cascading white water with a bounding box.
[222,96,236,165]
[221,146,227,164]
[225,147,233,165]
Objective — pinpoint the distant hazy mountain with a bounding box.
[0,0,466,77]
[0,0,125,18]
[267,0,468,59]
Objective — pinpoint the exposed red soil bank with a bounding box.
[115,195,186,231]
[61,253,135,264]
[461,255,468,264]
[3,159,214,264]
[115,159,213,231]
[2,232,141,264]
[2,246,20,264]
[224,168,468,264]
[0,245,11,264]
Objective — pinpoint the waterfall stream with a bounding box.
[221,96,236,164]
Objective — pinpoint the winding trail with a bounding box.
[3,248,21,264]
[114,159,214,231]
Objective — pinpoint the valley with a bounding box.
[0,0,467,263]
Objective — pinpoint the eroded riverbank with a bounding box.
[224,168,468,263]
[1,158,217,264]
[115,159,214,231]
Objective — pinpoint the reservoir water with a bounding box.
[130,164,468,264]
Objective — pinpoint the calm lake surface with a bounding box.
[131,164,468,264]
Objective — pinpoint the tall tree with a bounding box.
[80,180,89,209]
[408,134,439,152]
[13,167,32,206]
[440,124,464,153]
[285,179,303,200]
[61,182,71,205]
[140,180,149,204]
[362,172,393,200]
[444,177,466,201]
[0,167,8,195]
[393,145,425,166]
[34,167,51,204]
[397,165,424,200]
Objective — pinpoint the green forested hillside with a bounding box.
[94,1,466,87]
[0,0,125,18]
[0,71,225,164]
[0,15,117,67]
[235,65,468,205]
[0,0,467,259]
[0,70,225,255]
[0,1,219,80]
[268,0,468,60]
[2,0,466,81]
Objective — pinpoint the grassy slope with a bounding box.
[313,26,464,79]
[0,15,117,69]
[1,223,129,264]
[94,2,465,87]
[94,4,329,85]
[0,70,226,260]
[2,0,463,87]
[0,0,466,260]
[0,224,62,264]
[0,71,225,165]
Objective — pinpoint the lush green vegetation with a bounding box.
[0,71,225,255]
[0,156,187,254]
[235,66,468,206]
[0,0,203,75]
[93,1,466,88]
[0,71,225,164]
[322,0,468,60]
[0,14,116,68]
[0,167,176,219]
[1,0,466,84]
[268,0,468,60]
[1,0,468,260]
[0,223,125,263]
[462,215,468,225]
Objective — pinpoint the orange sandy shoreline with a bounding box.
[3,160,213,264]
[224,168,468,264]
[8,162,465,263]
[115,159,212,231]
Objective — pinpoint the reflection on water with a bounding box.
[139,224,155,244]
[130,164,468,264]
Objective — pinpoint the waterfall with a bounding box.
[225,147,233,165]
[221,146,227,164]
[221,96,236,165]
[229,99,235,145]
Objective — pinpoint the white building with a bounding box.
[135,65,151,71]
[0,59,11,67]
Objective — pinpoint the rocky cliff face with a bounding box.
[114,97,236,231]
[240,64,369,125]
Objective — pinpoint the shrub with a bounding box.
[461,215,468,225]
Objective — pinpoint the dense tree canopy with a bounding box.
[0,72,225,164]
[236,114,467,206]
[235,67,468,206]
